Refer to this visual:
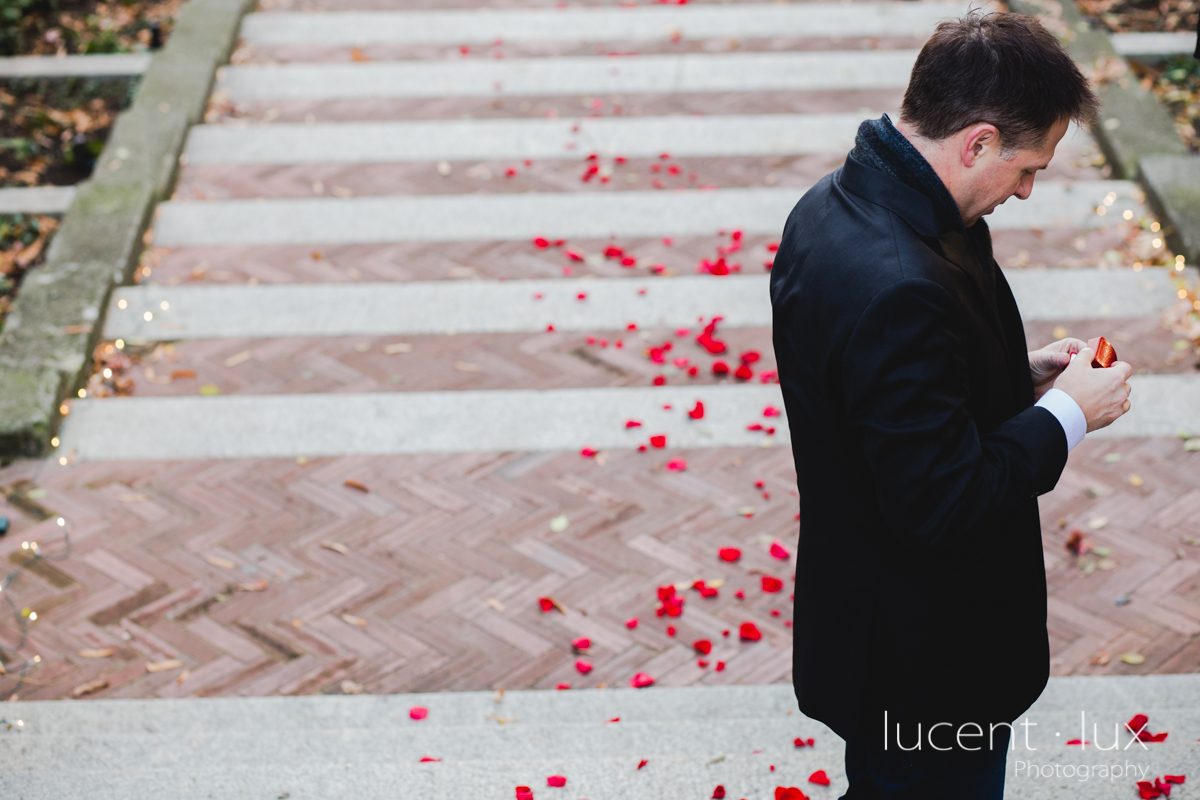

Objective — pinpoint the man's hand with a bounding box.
[1029,337,1087,400]
[1053,347,1133,432]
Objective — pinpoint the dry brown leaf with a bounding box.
[71,678,109,697]
[176,669,190,685]
[205,555,236,570]
[15,236,45,268]
[146,659,184,673]
[486,597,506,612]
[170,369,196,380]
[383,342,412,354]
[340,613,367,627]
[320,541,350,555]
[223,350,253,368]
[454,361,482,373]
[341,679,364,694]
[77,648,115,659]
[1119,653,1145,665]
[117,493,148,503]
[350,47,370,62]
[235,579,269,592]
[1089,650,1111,666]
[343,479,370,493]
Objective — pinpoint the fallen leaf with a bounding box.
[549,515,569,533]
[320,541,350,555]
[205,554,236,569]
[71,678,109,697]
[169,369,196,380]
[341,680,364,694]
[343,479,370,493]
[454,361,482,373]
[1120,653,1146,665]
[77,648,115,658]
[1090,650,1111,666]
[145,659,183,673]
[486,598,506,612]
[1129,474,1144,487]
[175,669,190,684]
[199,384,220,396]
[1088,516,1109,529]
[236,579,269,592]
[383,342,412,354]
[341,613,367,627]
[223,350,253,367]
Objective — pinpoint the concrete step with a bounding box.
[0,53,151,79]
[215,50,920,101]
[183,112,879,165]
[239,2,970,47]
[102,269,1185,343]
[0,185,76,215]
[54,375,1200,461]
[151,182,1143,248]
[1111,31,1198,60]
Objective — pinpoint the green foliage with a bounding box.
[0,0,53,56]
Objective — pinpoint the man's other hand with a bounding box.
[1053,347,1133,432]
[1029,337,1087,400]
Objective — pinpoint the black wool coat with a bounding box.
[770,155,1069,741]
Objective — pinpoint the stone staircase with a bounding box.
[2,677,1198,798]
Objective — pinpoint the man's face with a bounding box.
[962,117,1070,227]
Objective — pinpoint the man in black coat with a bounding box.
[771,12,1134,799]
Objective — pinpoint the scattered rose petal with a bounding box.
[516,786,534,800]
[666,625,677,637]
[533,237,551,248]
[650,434,667,448]
[739,621,762,641]
[774,787,808,800]
[763,406,781,417]
[734,363,754,380]
[713,787,726,799]
[666,459,687,471]
[761,576,784,593]
[625,419,643,428]
[556,682,570,690]
[630,672,655,688]
[808,770,831,786]
[580,447,597,458]
[688,401,705,420]
[794,737,815,747]
[637,759,648,770]
[653,376,666,386]
[694,639,712,655]
[547,775,566,788]
[712,361,729,376]
[626,617,639,629]
[769,541,791,560]
[1066,739,1089,745]
[719,547,742,562]
[410,706,428,720]
[576,659,593,674]
[735,589,745,599]
[572,637,591,651]
[715,661,725,671]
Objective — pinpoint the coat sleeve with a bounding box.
[841,277,1068,548]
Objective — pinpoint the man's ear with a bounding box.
[960,124,1000,168]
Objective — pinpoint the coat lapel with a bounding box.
[936,226,1011,364]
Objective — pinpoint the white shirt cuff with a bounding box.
[1036,388,1087,452]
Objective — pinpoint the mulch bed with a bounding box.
[0,0,181,57]
[0,214,56,332]
[1131,56,1200,153]
[1076,0,1198,33]
[0,87,120,187]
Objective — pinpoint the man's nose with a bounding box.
[1014,174,1035,200]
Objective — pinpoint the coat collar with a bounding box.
[839,153,959,239]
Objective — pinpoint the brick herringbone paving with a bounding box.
[1,438,1197,701]
[207,89,908,125]
[105,320,1193,401]
[235,36,933,66]
[0,447,801,700]
[115,327,778,397]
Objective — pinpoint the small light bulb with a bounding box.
[1152,239,1163,249]
[103,368,112,379]
[50,437,59,447]
[77,389,86,398]
[143,312,153,321]
[160,301,170,311]
[56,518,64,527]
[115,339,125,349]
[117,299,127,309]
[1122,210,1133,220]
[21,542,28,549]
[32,655,40,662]
[28,612,36,621]
[1096,206,1106,216]
[15,720,22,727]
[1180,289,1189,299]
[1151,221,1161,232]
[58,457,67,466]
[59,403,69,415]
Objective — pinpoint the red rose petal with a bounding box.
[625,419,642,428]
[713,786,726,799]
[666,625,677,637]
[650,434,667,448]
[653,375,666,386]
[694,639,713,655]
[621,256,637,267]
[419,756,441,762]
[687,401,705,420]
[769,540,791,560]
[516,786,534,800]
[410,706,428,720]
[808,770,831,786]
[761,576,784,593]
[774,787,808,800]
[564,249,585,261]
[739,621,762,641]
[580,447,597,458]
[575,659,593,674]
[533,237,550,248]
[666,459,688,471]
[546,775,566,788]
[763,405,781,417]
[740,350,761,364]
[556,682,570,690]
[711,361,729,376]
[572,637,591,650]
[1138,781,1162,799]
[715,660,725,671]
[630,672,655,688]
[1165,776,1186,785]
[734,363,754,381]
[735,589,745,599]
[719,547,741,562]
[658,585,676,601]
[637,759,648,770]
[538,597,554,612]
[626,617,639,629]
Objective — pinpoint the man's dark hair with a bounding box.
[900,11,1099,153]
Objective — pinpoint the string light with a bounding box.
[0,517,72,700]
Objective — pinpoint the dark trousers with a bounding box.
[841,712,1011,800]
